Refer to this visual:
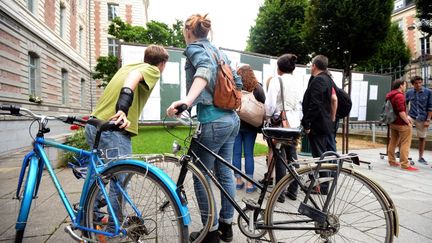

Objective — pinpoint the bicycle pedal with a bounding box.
[298,202,327,224]
[242,198,260,210]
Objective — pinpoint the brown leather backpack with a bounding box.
[213,56,242,110]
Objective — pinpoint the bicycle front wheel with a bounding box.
[83,164,188,242]
[265,164,393,243]
[150,155,214,243]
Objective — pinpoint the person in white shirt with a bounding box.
[263,53,302,202]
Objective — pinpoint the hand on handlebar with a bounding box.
[109,110,130,129]
[166,101,188,117]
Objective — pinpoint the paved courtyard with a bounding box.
[0,147,431,242]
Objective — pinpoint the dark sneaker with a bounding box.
[218,221,233,242]
[285,190,297,201]
[258,172,274,185]
[277,193,285,203]
[190,229,220,243]
[418,158,429,165]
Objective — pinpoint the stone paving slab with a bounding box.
[0,147,431,242]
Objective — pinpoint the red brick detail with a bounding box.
[46,65,56,74]
[46,56,58,66]
[94,1,101,59]
[70,0,77,49]
[0,56,20,69]
[126,5,132,24]
[0,29,20,45]
[46,94,57,100]
[406,15,416,57]
[1,83,21,93]
[0,43,20,57]
[0,70,20,82]
[44,0,56,30]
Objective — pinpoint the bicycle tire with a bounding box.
[150,155,214,243]
[15,156,39,243]
[83,164,188,242]
[265,164,394,243]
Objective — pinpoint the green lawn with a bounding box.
[132,126,268,156]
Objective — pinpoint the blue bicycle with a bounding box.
[1,105,189,243]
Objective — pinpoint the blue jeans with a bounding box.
[192,113,239,230]
[85,124,132,230]
[233,130,257,178]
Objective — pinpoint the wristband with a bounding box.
[115,87,134,116]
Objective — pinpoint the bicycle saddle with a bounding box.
[262,127,301,140]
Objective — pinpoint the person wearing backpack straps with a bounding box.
[386,79,418,171]
[166,13,242,243]
[405,76,432,165]
[301,55,335,194]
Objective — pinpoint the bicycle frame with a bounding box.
[16,132,190,237]
[181,132,343,232]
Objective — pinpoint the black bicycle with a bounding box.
[153,105,399,243]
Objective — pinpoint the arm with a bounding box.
[331,88,337,122]
[394,93,412,126]
[111,70,143,128]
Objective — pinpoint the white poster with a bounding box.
[162,62,179,84]
[369,85,378,100]
[121,45,145,66]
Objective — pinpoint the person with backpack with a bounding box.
[302,55,334,157]
[386,79,418,171]
[301,55,337,194]
[166,13,242,243]
[405,76,432,165]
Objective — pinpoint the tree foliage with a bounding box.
[108,18,186,47]
[416,0,432,37]
[303,0,394,71]
[94,18,186,88]
[246,0,309,64]
[92,55,118,88]
[355,24,411,74]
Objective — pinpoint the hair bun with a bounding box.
[291,54,297,63]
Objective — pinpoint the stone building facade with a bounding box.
[0,0,148,154]
[392,0,431,85]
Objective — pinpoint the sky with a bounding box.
[147,0,265,51]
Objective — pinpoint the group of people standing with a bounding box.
[386,76,432,171]
[87,12,430,243]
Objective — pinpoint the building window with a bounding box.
[420,36,430,56]
[108,3,119,21]
[61,69,68,104]
[28,52,40,96]
[81,78,86,106]
[79,26,83,54]
[60,3,66,37]
[108,38,119,56]
[394,0,403,10]
[27,0,34,13]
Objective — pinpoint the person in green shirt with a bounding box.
[84,44,169,231]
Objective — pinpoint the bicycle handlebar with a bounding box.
[1,104,88,126]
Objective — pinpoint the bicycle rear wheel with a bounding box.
[150,155,214,243]
[83,164,188,242]
[15,156,39,243]
[265,164,394,243]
